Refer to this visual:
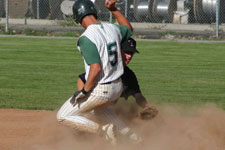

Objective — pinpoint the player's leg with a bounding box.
[57,95,116,134]
[57,79,123,136]
[57,96,100,133]
[95,107,142,144]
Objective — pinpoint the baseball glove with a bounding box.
[139,105,158,120]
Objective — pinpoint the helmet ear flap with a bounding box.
[73,0,97,23]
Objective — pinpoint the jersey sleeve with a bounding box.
[121,66,141,94]
[78,36,100,65]
[114,25,132,43]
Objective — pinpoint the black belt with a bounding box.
[101,82,112,85]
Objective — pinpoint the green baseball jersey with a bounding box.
[77,22,132,84]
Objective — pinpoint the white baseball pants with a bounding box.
[57,78,128,134]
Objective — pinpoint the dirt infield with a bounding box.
[1,104,225,150]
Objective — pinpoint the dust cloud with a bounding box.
[17,103,225,150]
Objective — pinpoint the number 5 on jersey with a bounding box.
[107,42,118,67]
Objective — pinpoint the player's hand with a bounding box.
[139,105,158,120]
[105,0,117,11]
[70,88,89,106]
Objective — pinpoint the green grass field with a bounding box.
[0,37,225,110]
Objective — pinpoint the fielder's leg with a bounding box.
[95,107,142,144]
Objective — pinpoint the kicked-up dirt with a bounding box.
[0,103,225,150]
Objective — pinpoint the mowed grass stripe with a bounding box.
[0,37,225,110]
[130,41,225,107]
[0,37,82,110]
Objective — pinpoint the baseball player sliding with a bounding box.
[57,0,143,145]
[77,38,158,121]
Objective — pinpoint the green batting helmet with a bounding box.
[73,0,97,23]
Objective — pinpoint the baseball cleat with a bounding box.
[129,133,143,145]
[101,123,117,145]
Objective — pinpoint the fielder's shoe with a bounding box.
[129,133,143,145]
[101,123,117,145]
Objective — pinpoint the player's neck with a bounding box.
[81,16,99,29]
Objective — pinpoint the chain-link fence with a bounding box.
[0,0,224,37]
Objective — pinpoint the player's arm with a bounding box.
[79,36,101,93]
[70,37,101,106]
[77,73,86,91]
[84,63,100,92]
[105,0,133,32]
[123,66,158,120]
[122,66,147,108]
[76,67,99,93]
[134,93,147,108]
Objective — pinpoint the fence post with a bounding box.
[5,0,9,32]
[216,0,220,37]
[125,0,127,18]
[109,12,112,23]
[37,0,40,19]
